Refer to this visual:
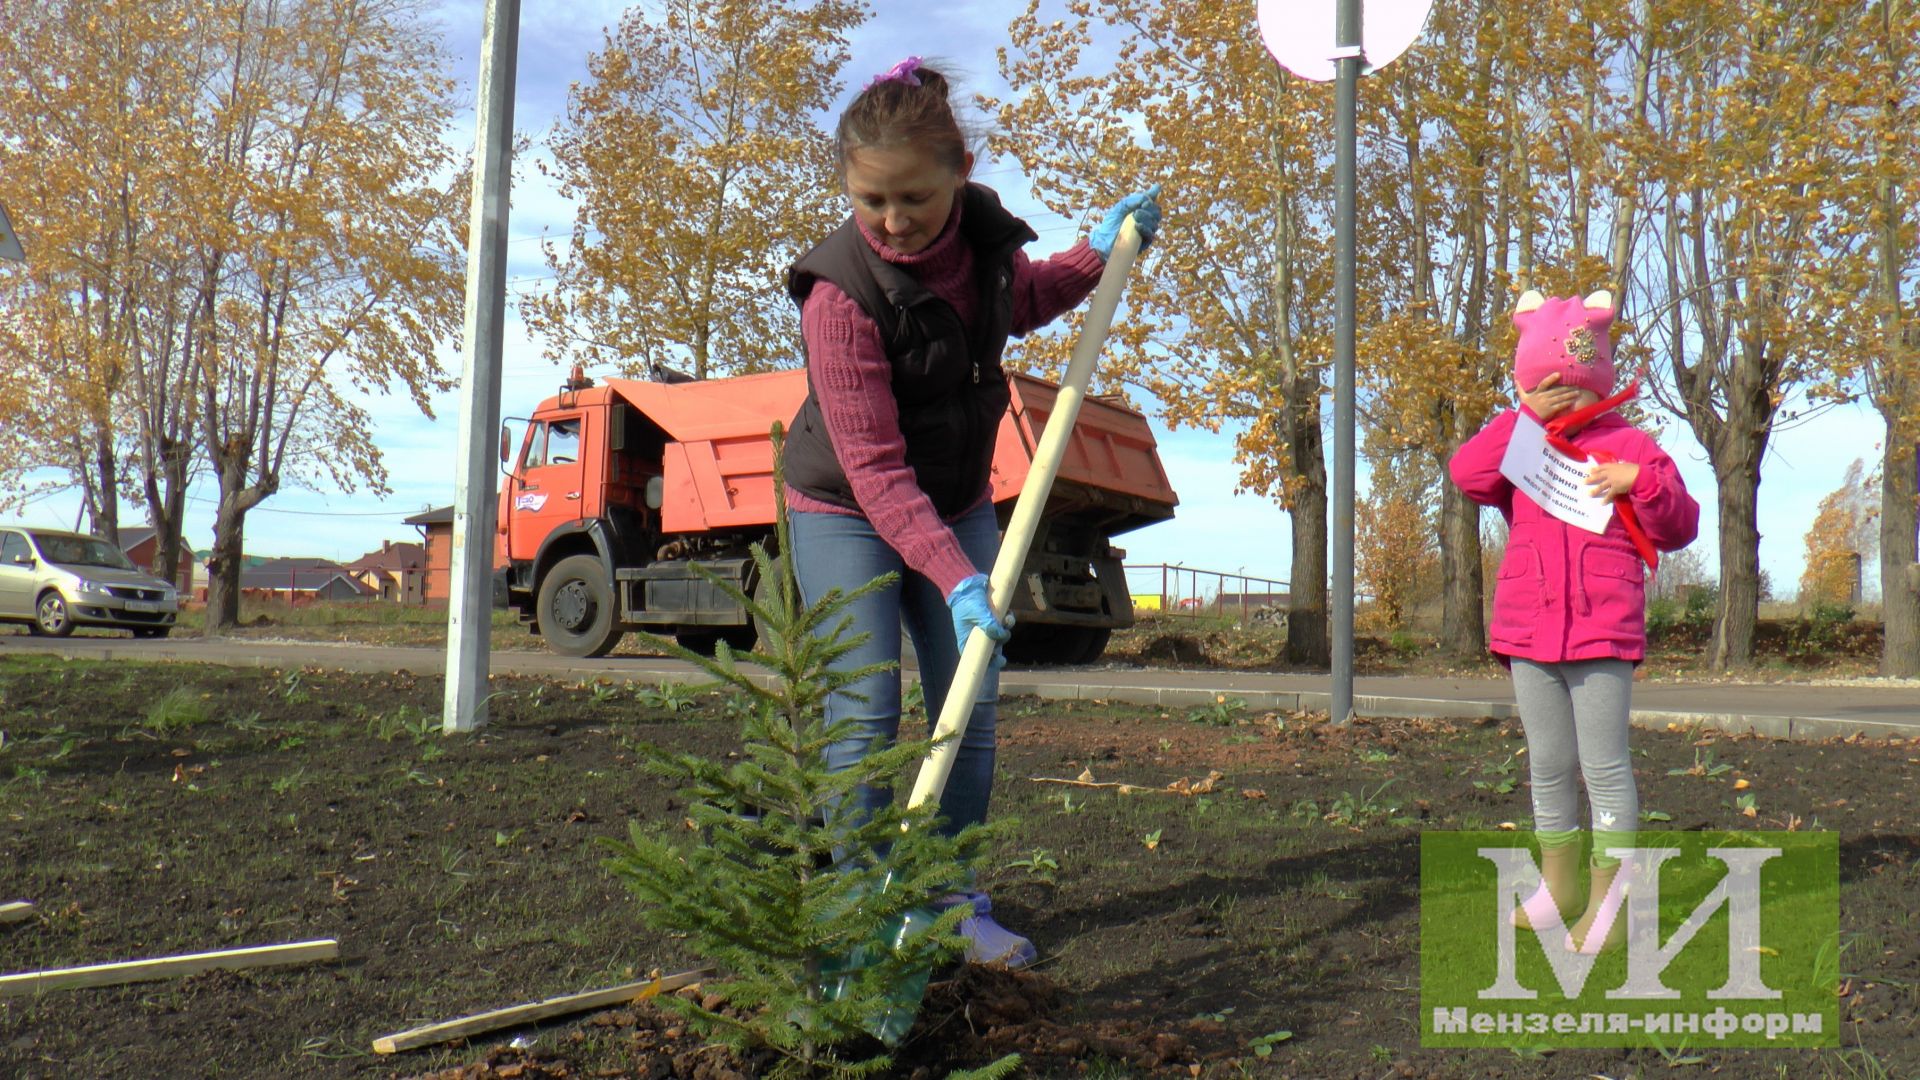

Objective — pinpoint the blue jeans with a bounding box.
[788,500,1001,837]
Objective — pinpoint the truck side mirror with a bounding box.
[499,424,511,463]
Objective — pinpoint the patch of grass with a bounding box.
[1248,1029,1294,1057]
[1007,848,1060,884]
[145,687,213,733]
[1472,751,1521,795]
[364,704,437,745]
[1668,747,1735,779]
[1320,780,1409,828]
[1187,694,1247,726]
[635,681,700,714]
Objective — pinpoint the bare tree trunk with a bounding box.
[89,430,119,545]
[1708,429,1766,669]
[1287,418,1331,667]
[141,436,194,590]
[1437,480,1486,657]
[1882,433,1919,677]
[201,456,260,634]
[203,507,245,634]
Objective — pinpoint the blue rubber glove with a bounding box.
[947,573,1011,670]
[1089,184,1162,260]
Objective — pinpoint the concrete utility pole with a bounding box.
[444,0,521,734]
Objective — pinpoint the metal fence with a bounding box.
[1123,563,1291,625]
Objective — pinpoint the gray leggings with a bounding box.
[1511,658,1637,852]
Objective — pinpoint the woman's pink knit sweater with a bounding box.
[790,197,1104,597]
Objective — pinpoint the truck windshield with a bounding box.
[30,533,137,570]
[525,417,581,468]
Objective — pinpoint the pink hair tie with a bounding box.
[866,56,922,90]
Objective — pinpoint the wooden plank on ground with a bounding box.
[0,902,33,924]
[372,967,711,1054]
[0,939,337,996]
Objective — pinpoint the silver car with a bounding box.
[0,527,180,638]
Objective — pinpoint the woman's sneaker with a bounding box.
[935,891,1036,969]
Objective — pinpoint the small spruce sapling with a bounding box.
[602,427,1013,1079]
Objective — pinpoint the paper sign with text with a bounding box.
[1499,412,1614,534]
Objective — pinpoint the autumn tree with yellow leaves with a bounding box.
[1356,442,1440,632]
[530,0,867,380]
[1835,0,1920,675]
[1357,0,1655,659]
[0,0,466,630]
[0,0,201,546]
[1628,0,1869,669]
[993,0,1339,665]
[187,0,464,630]
[1798,459,1880,607]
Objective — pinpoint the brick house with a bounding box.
[404,506,454,605]
[238,558,376,604]
[118,527,198,593]
[345,539,429,604]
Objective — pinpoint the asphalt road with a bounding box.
[5,632,1917,742]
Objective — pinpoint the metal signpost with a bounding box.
[1256,0,1433,726]
[444,0,522,733]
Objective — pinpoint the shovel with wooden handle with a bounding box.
[906,211,1147,813]
[843,212,1151,1045]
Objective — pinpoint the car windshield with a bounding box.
[30,533,137,570]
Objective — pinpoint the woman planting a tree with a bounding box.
[781,55,1161,968]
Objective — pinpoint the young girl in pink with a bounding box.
[1448,290,1700,953]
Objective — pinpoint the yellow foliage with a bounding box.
[1357,487,1439,632]
[529,0,866,380]
[993,0,1335,490]
[1,0,466,625]
[1798,459,1879,606]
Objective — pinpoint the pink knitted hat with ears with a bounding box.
[1512,289,1617,396]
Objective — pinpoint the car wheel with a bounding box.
[35,592,74,638]
[537,554,623,658]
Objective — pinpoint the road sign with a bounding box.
[1256,0,1434,81]
[0,202,23,263]
[1253,0,1432,725]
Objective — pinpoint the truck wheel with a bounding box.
[537,555,623,658]
[1072,627,1112,664]
[1004,624,1109,666]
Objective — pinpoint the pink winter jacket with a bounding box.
[1448,407,1700,664]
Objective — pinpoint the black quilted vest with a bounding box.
[783,184,1037,518]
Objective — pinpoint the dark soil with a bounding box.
[1,654,1916,1079]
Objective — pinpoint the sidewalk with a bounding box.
[3,634,1916,742]
[1007,667,1920,742]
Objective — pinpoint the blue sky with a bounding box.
[12,0,1891,600]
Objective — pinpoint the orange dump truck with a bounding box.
[494,368,1177,664]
